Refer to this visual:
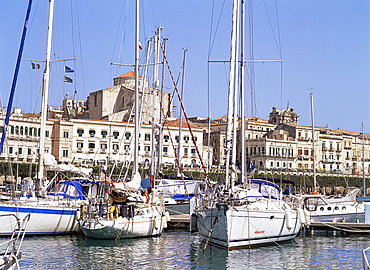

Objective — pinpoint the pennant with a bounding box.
[139,41,143,50]
[64,75,73,83]
[65,65,74,73]
[31,62,40,69]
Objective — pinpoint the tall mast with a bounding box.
[38,0,55,180]
[310,92,317,192]
[225,0,238,190]
[133,0,139,174]
[151,28,161,177]
[0,0,33,155]
[240,0,246,183]
[156,38,168,177]
[363,122,366,196]
[231,0,240,186]
[177,49,187,176]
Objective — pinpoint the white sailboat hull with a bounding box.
[0,202,79,236]
[196,206,301,249]
[80,206,164,239]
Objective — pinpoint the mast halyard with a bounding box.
[363,122,366,196]
[133,0,140,175]
[38,0,55,181]
[310,91,317,192]
[177,49,187,177]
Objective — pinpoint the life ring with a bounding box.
[80,202,87,220]
[109,206,116,220]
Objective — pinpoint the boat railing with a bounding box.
[0,213,30,268]
[363,246,370,270]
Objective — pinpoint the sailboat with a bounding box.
[0,0,84,236]
[295,93,365,224]
[193,0,301,249]
[79,0,166,239]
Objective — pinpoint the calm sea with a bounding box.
[17,230,369,269]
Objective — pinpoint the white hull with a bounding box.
[0,202,79,236]
[80,206,164,239]
[196,205,301,249]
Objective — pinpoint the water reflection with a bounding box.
[18,230,370,269]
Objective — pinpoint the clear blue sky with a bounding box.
[1,0,369,133]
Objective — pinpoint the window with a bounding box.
[45,131,49,137]
[88,143,95,149]
[144,146,150,152]
[15,126,19,135]
[77,129,84,137]
[270,161,273,167]
[17,148,22,155]
[34,128,37,136]
[113,131,119,139]
[191,148,196,154]
[38,128,40,137]
[63,131,69,138]
[77,142,83,149]
[94,94,97,107]
[101,130,107,138]
[304,149,309,155]
[175,136,179,143]
[184,136,189,143]
[144,134,151,141]
[29,127,32,136]
[62,150,68,157]
[89,130,96,137]
[113,144,119,151]
[124,145,130,150]
[163,146,168,153]
[10,126,14,134]
[337,143,340,151]
[184,148,188,155]
[101,143,107,150]
[125,132,131,139]
[9,147,13,154]
[24,127,28,136]
[20,126,23,135]
[121,96,124,108]
[164,135,169,142]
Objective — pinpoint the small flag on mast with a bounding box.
[31,62,40,69]
[139,41,143,50]
[65,65,74,73]
[64,75,73,83]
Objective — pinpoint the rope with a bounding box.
[159,42,210,184]
[310,217,370,233]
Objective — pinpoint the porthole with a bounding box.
[320,207,324,211]
[334,206,339,210]
[327,207,332,211]
[342,206,346,210]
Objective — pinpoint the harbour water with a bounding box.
[16,230,369,269]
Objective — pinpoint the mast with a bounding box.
[225,0,238,190]
[38,0,55,180]
[177,49,187,176]
[310,92,317,192]
[231,0,240,187]
[133,0,139,174]
[151,28,162,177]
[240,0,246,184]
[156,37,168,177]
[363,122,366,196]
[0,0,33,155]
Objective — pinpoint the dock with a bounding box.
[309,221,370,233]
[166,214,190,230]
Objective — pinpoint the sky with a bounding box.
[1,0,370,134]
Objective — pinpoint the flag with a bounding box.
[31,62,40,69]
[139,41,143,50]
[64,75,73,83]
[64,65,74,73]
